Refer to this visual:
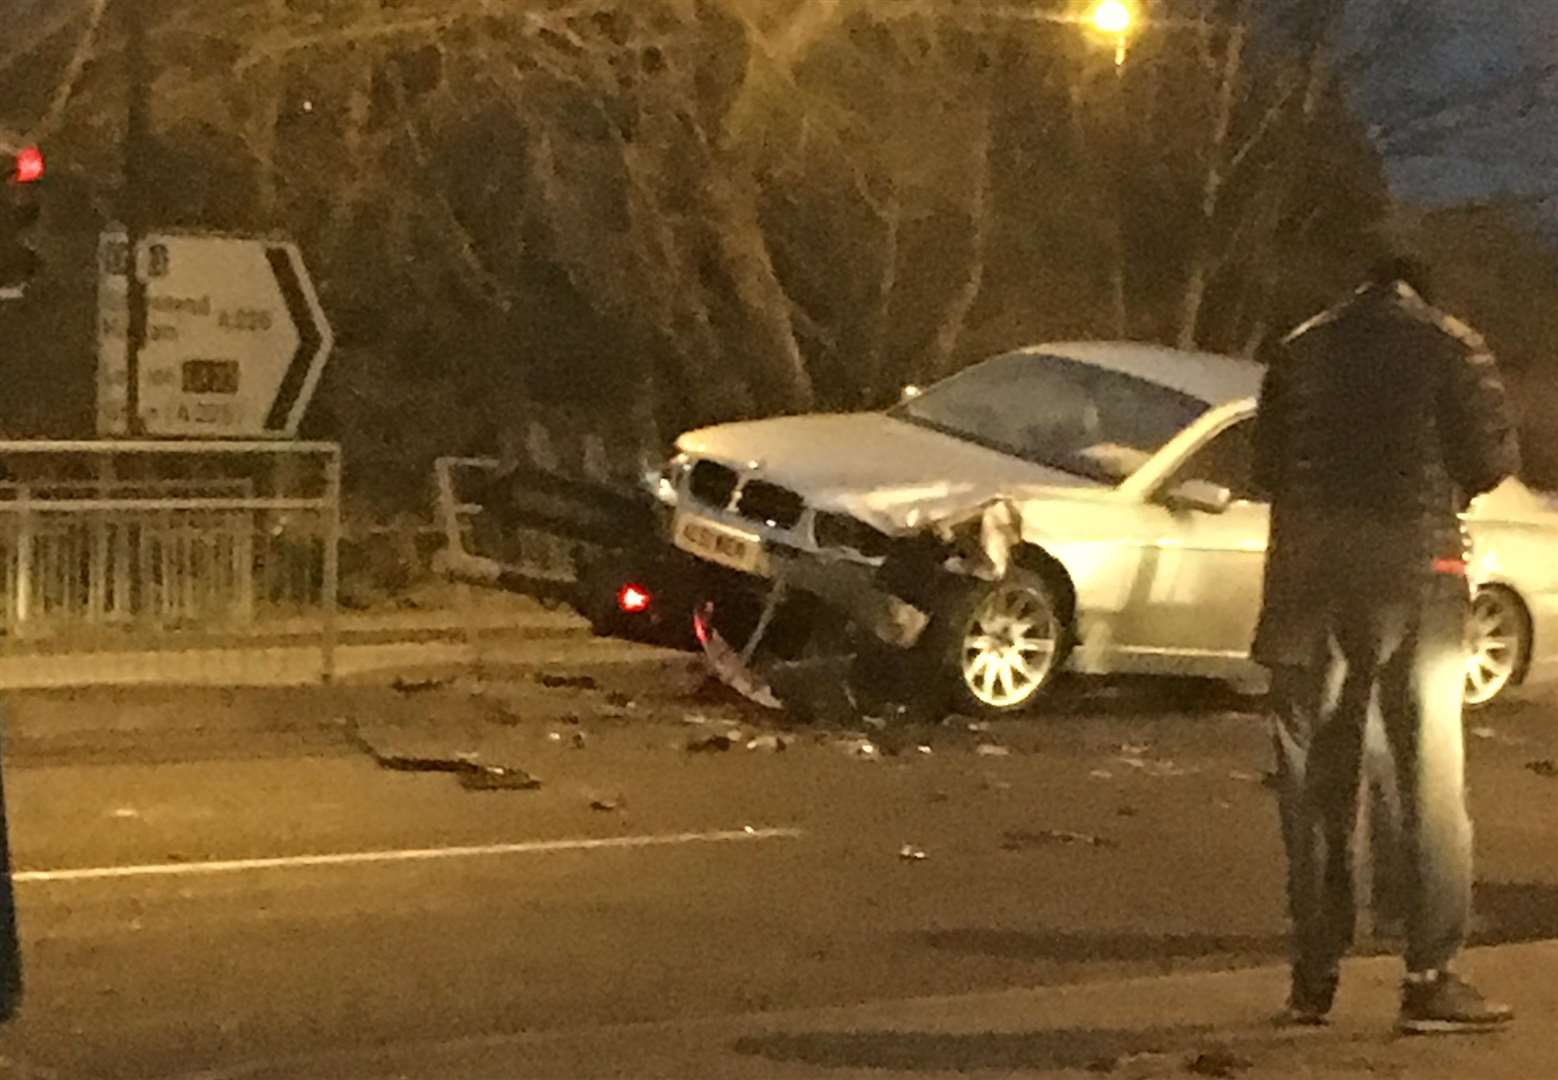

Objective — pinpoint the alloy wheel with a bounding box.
[959,582,1061,710]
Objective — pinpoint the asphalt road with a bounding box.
[0,650,1554,1079]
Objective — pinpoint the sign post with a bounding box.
[97,231,334,438]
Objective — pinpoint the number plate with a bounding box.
[673,514,769,576]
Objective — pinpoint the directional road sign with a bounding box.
[96,231,334,438]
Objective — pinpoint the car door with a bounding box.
[1112,417,1270,669]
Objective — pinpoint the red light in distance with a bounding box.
[13,147,43,184]
[617,584,652,614]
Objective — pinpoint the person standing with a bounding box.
[1251,256,1520,1033]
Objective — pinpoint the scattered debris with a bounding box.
[842,738,881,761]
[1470,726,1497,740]
[110,807,140,820]
[391,676,451,695]
[1002,828,1119,851]
[687,732,737,753]
[1116,805,1139,818]
[1185,1048,1254,1077]
[570,731,589,749]
[458,765,543,792]
[966,720,992,733]
[588,796,625,812]
[862,716,888,731]
[1117,755,1195,777]
[1086,1051,1175,1076]
[915,744,934,756]
[982,776,1013,792]
[1228,770,1262,783]
[745,733,790,752]
[1526,759,1557,779]
[1119,741,1151,756]
[898,844,928,861]
[535,673,598,691]
[1089,769,1114,781]
[342,717,542,792]
[604,690,634,709]
[547,731,563,743]
[975,743,1011,757]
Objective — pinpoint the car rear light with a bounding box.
[617,583,652,613]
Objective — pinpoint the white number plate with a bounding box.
[673,514,769,576]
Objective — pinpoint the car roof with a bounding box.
[1018,340,1264,407]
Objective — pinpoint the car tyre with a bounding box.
[1464,586,1529,710]
[922,568,1070,719]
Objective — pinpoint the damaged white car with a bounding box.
[654,342,1558,717]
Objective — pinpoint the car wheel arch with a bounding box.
[1008,543,1077,633]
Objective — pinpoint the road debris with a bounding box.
[840,737,881,761]
[1526,759,1557,778]
[687,732,737,753]
[342,717,543,792]
[604,691,634,709]
[1002,828,1119,851]
[1185,1047,1254,1077]
[974,743,1011,757]
[1089,769,1114,781]
[745,733,790,752]
[1470,726,1497,740]
[915,744,934,756]
[588,795,625,812]
[457,765,543,792]
[570,731,589,749]
[1227,770,1262,783]
[534,673,599,691]
[898,844,928,861]
[391,676,452,695]
[547,731,563,743]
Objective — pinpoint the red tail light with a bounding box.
[617,584,652,614]
[13,147,43,184]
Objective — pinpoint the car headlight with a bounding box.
[642,453,690,506]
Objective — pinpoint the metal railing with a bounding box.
[0,440,340,684]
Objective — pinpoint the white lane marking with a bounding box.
[14,826,803,885]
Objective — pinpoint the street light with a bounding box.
[1090,1,1135,35]
[1088,1,1136,65]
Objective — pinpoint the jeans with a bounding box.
[1268,573,1473,978]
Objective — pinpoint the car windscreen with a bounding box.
[890,351,1209,483]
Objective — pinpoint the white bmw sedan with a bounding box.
[663,342,1558,716]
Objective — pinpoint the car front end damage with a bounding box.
[652,452,1027,715]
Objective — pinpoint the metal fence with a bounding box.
[433,456,578,589]
[0,441,340,687]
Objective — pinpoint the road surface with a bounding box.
[0,645,1553,1078]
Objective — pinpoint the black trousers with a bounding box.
[1268,572,1473,979]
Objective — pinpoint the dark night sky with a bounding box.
[1347,0,1558,209]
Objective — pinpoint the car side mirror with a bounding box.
[1163,479,1233,515]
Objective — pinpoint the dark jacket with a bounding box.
[1250,281,1521,668]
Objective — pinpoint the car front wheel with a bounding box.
[1464,586,1529,710]
[930,569,1068,718]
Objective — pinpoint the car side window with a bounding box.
[1170,420,1265,502]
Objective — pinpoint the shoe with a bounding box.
[1278,969,1337,1027]
[1397,971,1514,1034]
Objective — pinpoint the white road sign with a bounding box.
[97,231,334,438]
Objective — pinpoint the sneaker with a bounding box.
[1397,972,1514,1034]
[1278,969,1337,1027]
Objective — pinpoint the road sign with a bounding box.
[96,231,334,438]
